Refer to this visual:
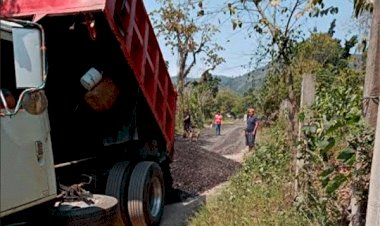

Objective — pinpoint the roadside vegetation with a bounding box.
[188,118,311,226]
[188,28,374,226]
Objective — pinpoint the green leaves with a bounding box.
[325,173,346,194]
[320,168,347,194]
[320,167,334,187]
[320,167,334,177]
[337,148,355,165]
[318,137,335,153]
[298,111,305,122]
[294,42,372,224]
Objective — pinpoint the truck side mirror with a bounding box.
[12,27,43,88]
[22,90,48,115]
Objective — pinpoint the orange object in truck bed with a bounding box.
[84,77,120,112]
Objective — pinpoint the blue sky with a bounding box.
[144,0,360,78]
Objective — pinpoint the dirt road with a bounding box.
[160,120,248,226]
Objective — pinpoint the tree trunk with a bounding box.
[177,76,185,106]
[176,69,185,130]
[286,70,298,140]
[365,1,380,225]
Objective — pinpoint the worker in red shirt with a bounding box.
[214,111,223,135]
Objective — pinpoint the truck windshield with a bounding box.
[0,34,20,111]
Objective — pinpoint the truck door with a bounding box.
[0,20,57,217]
[0,112,57,217]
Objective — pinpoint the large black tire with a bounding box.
[105,161,132,226]
[47,194,120,226]
[128,161,165,226]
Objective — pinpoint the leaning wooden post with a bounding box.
[295,73,315,195]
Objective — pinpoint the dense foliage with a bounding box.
[188,29,374,225]
[296,64,373,225]
[188,118,309,226]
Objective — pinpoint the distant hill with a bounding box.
[218,66,267,94]
[171,66,267,95]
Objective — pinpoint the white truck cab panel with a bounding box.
[0,111,57,217]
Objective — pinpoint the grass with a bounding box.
[187,125,316,226]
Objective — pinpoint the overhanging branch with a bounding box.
[183,41,206,77]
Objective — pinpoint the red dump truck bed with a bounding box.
[1,0,177,156]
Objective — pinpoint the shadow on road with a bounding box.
[161,195,206,226]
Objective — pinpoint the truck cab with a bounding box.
[0,0,177,225]
[1,18,57,218]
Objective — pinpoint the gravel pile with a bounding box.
[170,134,242,197]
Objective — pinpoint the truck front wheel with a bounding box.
[128,161,165,226]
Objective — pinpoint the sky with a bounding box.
[144,0,363,78]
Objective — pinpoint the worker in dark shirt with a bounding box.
[245,108,259,150]
[183,111,192,137]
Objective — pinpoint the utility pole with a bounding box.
[365,0,380,225]
[363,0,380,128]
[366,104,380,226]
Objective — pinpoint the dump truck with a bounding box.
[0,0,177,225]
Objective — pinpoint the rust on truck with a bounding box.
[1,0,177,158]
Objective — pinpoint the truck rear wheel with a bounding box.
[128,161,165,226]
[47,194,120,226]
[105,161,132,226]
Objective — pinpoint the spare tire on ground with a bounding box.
[47,194,121,226]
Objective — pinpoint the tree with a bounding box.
[184,73,221,127]
[215,89,243,117]
[151,0,224,126]
[223,0,330,139]
[194,70,221,98]
[220,0,370,138]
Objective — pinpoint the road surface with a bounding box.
[160,120,249,226]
